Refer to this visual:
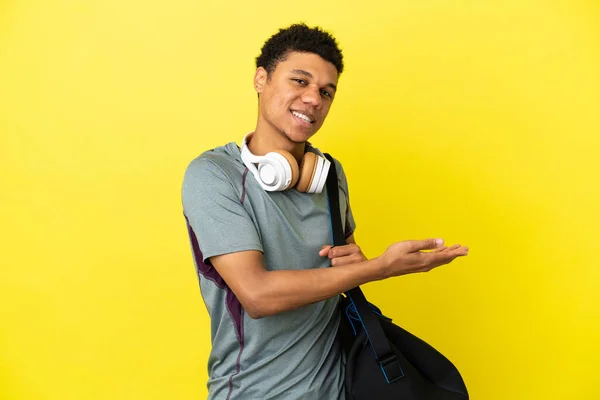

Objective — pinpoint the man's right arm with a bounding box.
[209,238,468,319]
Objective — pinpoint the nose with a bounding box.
[301,85,322,109]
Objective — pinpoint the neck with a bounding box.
[249,118,306,163]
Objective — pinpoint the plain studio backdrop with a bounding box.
[1,1,598,399]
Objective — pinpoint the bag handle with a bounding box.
[324,153,404,384]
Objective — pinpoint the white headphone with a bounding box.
[240,133,331,193]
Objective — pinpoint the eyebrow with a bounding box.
[290,69,337,92]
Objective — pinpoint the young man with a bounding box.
[182,24,468,400]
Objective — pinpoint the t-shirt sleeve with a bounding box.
[333,158,357,239]
[182,157,263,263]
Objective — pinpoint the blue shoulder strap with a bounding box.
[324,153,404,384]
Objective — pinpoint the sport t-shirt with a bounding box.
[182,141,356,399]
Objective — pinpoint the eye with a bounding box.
[292,78,307,85]
[320,89,332,98]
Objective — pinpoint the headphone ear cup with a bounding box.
[296,152,319,193]
[272,150,300,188]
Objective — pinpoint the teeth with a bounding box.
[292,111,312,123]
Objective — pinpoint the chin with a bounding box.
[283,129,318,144]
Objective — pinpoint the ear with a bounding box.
[254,67,268,95]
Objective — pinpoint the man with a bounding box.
[182,23,468,400]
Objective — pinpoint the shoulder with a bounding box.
[331,157,347,178]
[183,143,246,188]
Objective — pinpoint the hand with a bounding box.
[379,238,468,277]
[319,243,367,266]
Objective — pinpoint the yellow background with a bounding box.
[1,0,599,399]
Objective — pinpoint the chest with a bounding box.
[242,181,348,271]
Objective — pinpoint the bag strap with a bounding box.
[324,153,404,384]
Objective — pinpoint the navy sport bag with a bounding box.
[324,153,469,400]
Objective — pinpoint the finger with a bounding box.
[431,246,448,253]
[428,243,464,255]
[452,246,469,256]
[429,247,469,265]
[407,238,444,253]
[438,244,461,253]
[319,245,333,257]
[328,244,361,259]
[330,253,365,267]
[445,245,468,256]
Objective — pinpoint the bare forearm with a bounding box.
[247,257,385,318]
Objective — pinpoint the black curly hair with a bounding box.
[256,23,344,76]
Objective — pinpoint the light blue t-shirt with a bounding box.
[182,141,356,400]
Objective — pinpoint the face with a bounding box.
[254,51,339,144]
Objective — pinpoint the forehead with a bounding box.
[274,51,339,84]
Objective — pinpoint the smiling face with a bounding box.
[254,51,339,145]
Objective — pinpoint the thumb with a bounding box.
[408,238,444,252]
